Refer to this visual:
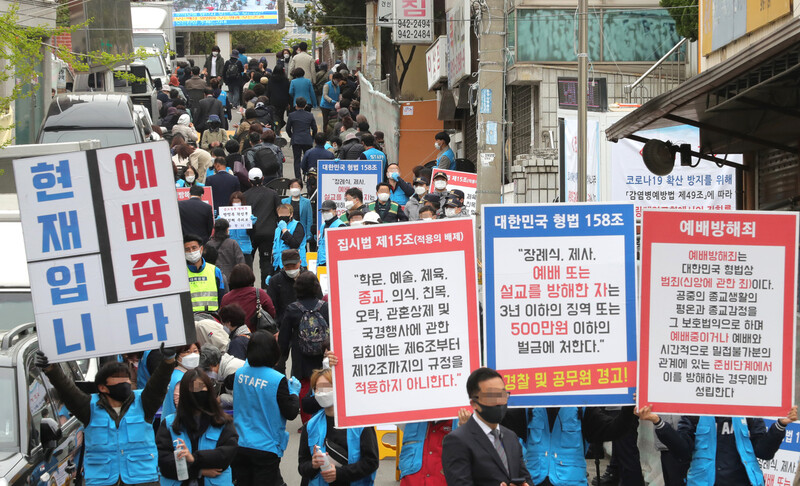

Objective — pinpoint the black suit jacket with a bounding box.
[285,109,317,146]
[442,416,532,486]
[205,171,241,212]
[194,96,226,132]
[178,197,214,243]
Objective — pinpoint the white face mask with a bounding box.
[350,220,363,227]
[377,193,390,203]
[185,175,195,183]
[285,268,300,278]
[415,186,426,196]
[435,142,442,150]
[289,188,301,197]
[387,171,398,178]
[344,200,355,210]
[445,208,457,218]
[212,52,219,57]
[284,54,290,60]
[315,390,334,408]
[232,202,242,206]
[322,211,336,221]
[185,250,202,263]
[434,180,447,190]
[421,217,433,221]
[181,353,200,370]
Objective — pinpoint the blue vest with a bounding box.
[136,350,151,390]
[84,391,158,486]
[390,183,409,206]
[321,81,340,110]
[363,148,387,176]
[525,408,587,486]
[272,219,307,269]
[306,410,375,486]
[437,147,456,170]
[160,414,232,486]
[161,368,185,422]
[317,217,344,266]
[398,419,458,479]
[233,363,290,455]
[230,228,253,254]
[687,416,764,486]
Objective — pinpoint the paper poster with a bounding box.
[218,205,253,230]
[430,168,477,216]
[640,209,798,417]
[326,218,481,427]
[317,159,382,222]
[563,118,600,202]
[482,203,637,406]
[176,186,213,208]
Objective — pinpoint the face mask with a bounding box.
[415,186,426,196]
[377,193,390,203]
[192,391,210,408]
[344,200,355,210]
[206,371,219,381]
[445,208,457,218]
[212,52,219,57]
[285,268,300,278]
[322,211,336,222]
[350,220,363,227]
[278,216,292,223]
[435,142,442,150]
[232,202,242,206]
[104,382,132,402]
[289,188,301,197]
[387,171,398,178]
[315,391,335,408]
[185,175,195,183]
[421,217,433,221]
[284,54,290,60]
[475,401,508,424]
[185,250,202,263]
[434,180,447,190]
[181,352,200,370]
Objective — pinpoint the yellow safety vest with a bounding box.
[188,262,219,312]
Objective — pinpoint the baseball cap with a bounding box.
[321,200,337,211]
[195,318,230,352]
[449,189,465,200]
[423,193,441,204]
[282,249,301,265]
[413,177,429,186]
[337,108,350,118]
[444,195,463,207]
[248,167,263,180]
[232,49,240,56]
[433,172,448,181]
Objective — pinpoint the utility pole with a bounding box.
[577,0,588,202]
[475,0,506,233]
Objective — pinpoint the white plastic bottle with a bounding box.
[174,440,189,481]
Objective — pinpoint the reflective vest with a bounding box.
[436,147,456,170]
[188,261,220,312]
[84,391,158,486]
[687,416,764,486]
[161,368,185,423]
[306,409,375,486]
[399,420,458,479]
[317,217,344,266]
[233,363,290,455]
[272,219,307,269]
[136,350,151,390]
[525,407,587,486]
[367,201,400,221]
[160,414,232,486]
[321,80,340,110]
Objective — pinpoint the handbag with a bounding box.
[251,287,278,334]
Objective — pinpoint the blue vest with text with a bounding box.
[84,391,158,486]
[272,219,307,269]
[525,407,587,486]
[362,148,387,175]
[306,409,375,486]
[398,419,459,478]
[136,350,151,390]
[687,416,764,486]
[437,147,456,170]
[160,368,185,422]
[160,414,233,486]
[233,363,290,455]
[317,217,344,266]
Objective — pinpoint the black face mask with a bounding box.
[475,401,508,424]
[192,391,210,408]
[278,216,291,223]
[104,382,132,402]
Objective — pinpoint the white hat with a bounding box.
[195,319,229,352]
[363,211,382,225]
[248,167,263,180]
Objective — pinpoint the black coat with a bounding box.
[194,96,227,132]
[206,171,241,213]
[243,184,282,240]
[222,58,244,86]
[265,75,291,109]
[340,139,365,160]
[179,197,214,243]
[286,109,318,146]
[266,269,298,323]
[278,297,328,379]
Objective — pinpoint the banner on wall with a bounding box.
[430,168,476,216]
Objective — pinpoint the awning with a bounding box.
[606,17,800,155]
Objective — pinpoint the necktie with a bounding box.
[491,428,509,473]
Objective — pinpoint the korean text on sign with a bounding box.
[640,209,798,418]
[327,218,481,428]
[430,168,477,217]
[218,205,253,230]
[482,203,638,407]
[14,142,193,362]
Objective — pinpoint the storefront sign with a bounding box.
[393,0,433,44]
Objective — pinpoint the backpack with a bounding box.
[225,61,240,81]
[251,146,280,175]
[292,300,329,356]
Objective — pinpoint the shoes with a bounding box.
[591,470,620,486]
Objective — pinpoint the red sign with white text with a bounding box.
[640,209,798,418]
[176,186,214,208]
[326,218,481,428]
[430,168,477,216]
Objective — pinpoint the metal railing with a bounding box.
[624,38,689,105]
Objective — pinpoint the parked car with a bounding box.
[37,93,146,147]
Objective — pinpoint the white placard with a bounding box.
[425,36,447,90]
[378,0,393,25]
[446,0,471,88]
[563,118,601,202]
[218,205,253,229]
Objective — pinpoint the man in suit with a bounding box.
[194,87,227,132]
[179,184,214,243]
[285,97,317,179]
[443,367,531,486]
[206,157,241,213]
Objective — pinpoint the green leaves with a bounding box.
[660,0,698,42]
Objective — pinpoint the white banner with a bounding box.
[446,0,470,88]
[564,118,600,202]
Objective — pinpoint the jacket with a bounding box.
[278,297,329,379]
[404,194,425,221]
[288,51,316,82]
[399,420,458,481]
[266,269,298,323]
[178,197,214,243]
[367,201,408,223]
[301,146,335,175]
[220,286,276,331]
[243,185,283,240]
[206,235,245,279]
[317,217,344,266]
[283,196,313,242]
[360,148,387,176]
[286,109,318,146]
[172,123,198,143]
[173,149,214,184]
[272,219,307,269]
[200,129,227,151]
[157,414,238,486]
[341,139,366,160]
[222,58,244,86]
[265,75,291,109]
[289,77,319,108]
[195,96,226,132]
[436,147,456,170]
[204,55,225,79]
[388,177,414,206]
[205,170,241,213]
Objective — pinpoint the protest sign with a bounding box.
[15,141,194,361]
[482,203,637,406]
[218,205,252,229]
[640,210,798,417]
[760,420,800,485]
[318,159,382,220]
[176,186,213,208]
[430,168,477,216]
[326,218,480,427]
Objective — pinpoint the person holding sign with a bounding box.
[35,344,177,486]
[298,368,379,486]
[442,368,532,486]
[636,405,798,486]
[273,204,307,271]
